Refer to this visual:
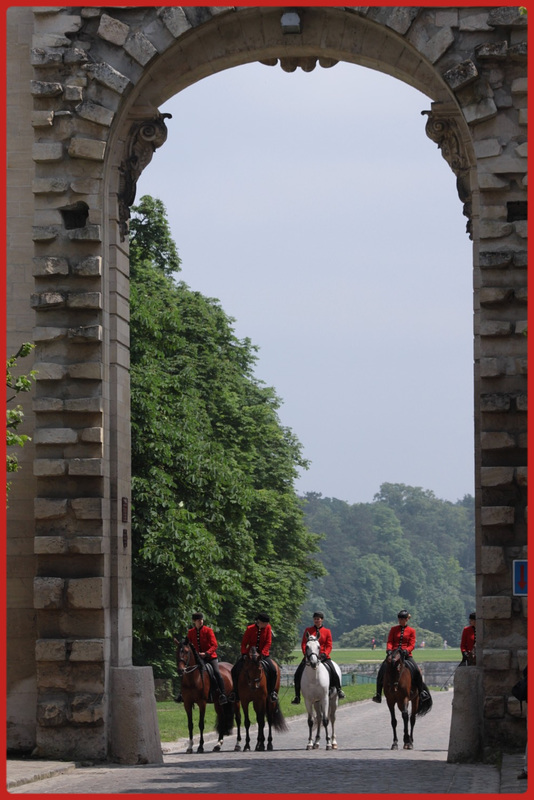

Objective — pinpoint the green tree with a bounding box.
[129,195,323,674]
[6,343,36,501]
[300,485,475,642]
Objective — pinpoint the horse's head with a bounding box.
[247,646,261,663]
[305,634,321,669]
[175,636,197,676]
[243,647,263,689]
[386,647,407,675]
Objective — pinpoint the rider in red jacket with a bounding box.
[460,612,476,664]
[291,612,345,704]
[240,618,272,657]
[184,612,228,703]
[372,610,430,704]
[231,613,279,702]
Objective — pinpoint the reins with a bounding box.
[177,644,200,675]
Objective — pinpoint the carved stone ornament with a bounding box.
[118,113,172,240]
[259,56,338,72]
[422,109,472,238]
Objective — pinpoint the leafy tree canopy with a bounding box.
[129,196,324,675]
[299,484,474,645]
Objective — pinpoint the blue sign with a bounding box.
[513,560,527,596]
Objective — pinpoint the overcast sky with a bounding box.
[136,59,474,506]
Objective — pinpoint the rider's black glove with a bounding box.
[319,653,327,662]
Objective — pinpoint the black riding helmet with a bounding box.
[397,610,410,619]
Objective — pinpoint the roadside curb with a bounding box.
[6,761,77,789]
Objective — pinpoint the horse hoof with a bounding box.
[234,745,241,752]
[403,743,413,750]
[212,744,221,752]
[313,743,320,750]
[244,745,250,752]
[196,747,204,754]
[391,744,398,750]
[326,744,332,750]
[332,743,338,750]
[267,744,273,751]
[255,743,265,752]
[306,744,313,750]
[186,748,193,754]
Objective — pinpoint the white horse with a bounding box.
[300,634,340,750]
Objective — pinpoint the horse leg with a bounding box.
[313,701,322,749]
[388,702,398,750]
[266,716,274,752]
[234,703,242,752]
[323,714,331,750]
[402,703,413,750]
[255,707,265,752]
[197,701,206,753]
[329,692,338,750]
[242,702,252,752]
[306,708,315,750]
[184,702,195,754]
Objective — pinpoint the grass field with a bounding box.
[291,647,462,664]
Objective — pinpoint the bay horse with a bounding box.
[300,634,339,750]
[174,636,241,753]
[238,646,288,751]
[383,646,432,750]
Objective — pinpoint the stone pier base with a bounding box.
[110,667,163,765]
[447,667,484,762]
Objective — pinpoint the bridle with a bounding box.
[243,650,264,690]
[177,642,200,676]
[305,639,321,670]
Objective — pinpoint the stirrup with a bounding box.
[270,691,278,702]
[219,693,228,704]
[291,696,300,705]
[337,688,345,699]
[174,693,183,703]
[372,694,381,703]
[227,691,236,703]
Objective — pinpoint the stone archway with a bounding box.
[6,6,527,763]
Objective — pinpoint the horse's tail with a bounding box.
[216,701,235,738]
[271,701,289,733]
[416,686,433,717]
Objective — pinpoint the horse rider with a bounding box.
[460,612,476,665]
[291,611,345,705]
[372,609,430,704]
[231,612,279,702]
[177,612,228,704]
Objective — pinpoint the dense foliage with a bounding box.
[299,484,475,645]
[129,196,324,676]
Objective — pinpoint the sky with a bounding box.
[136,59,475,507]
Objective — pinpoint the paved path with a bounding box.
[6,693,527,794]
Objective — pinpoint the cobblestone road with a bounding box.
[8,693,509,794]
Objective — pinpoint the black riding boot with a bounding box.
[264,660,278,702]
[373,662,385,703]
[292,660,305,704]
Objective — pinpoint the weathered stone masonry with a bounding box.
[6,6,526,762]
